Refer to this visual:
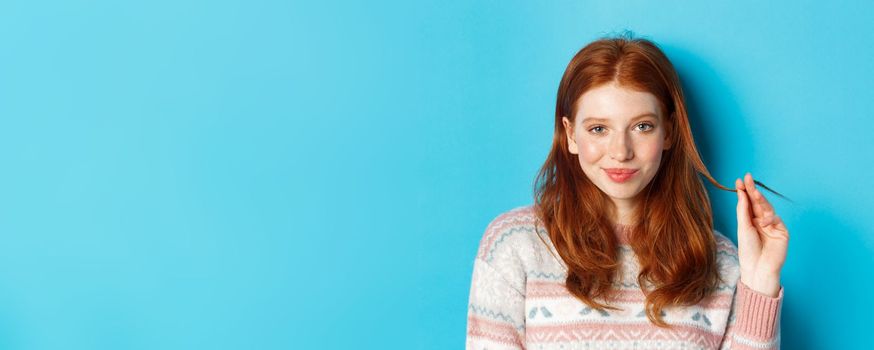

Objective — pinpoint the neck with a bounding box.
[611,198,639,226]
[612,222,633,245]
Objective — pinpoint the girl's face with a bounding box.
[561,82,672,209]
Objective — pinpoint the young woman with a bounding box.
[465,34,790,350]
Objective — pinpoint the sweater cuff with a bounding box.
[735,280,783,340]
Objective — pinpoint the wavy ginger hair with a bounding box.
[533,35,786,327]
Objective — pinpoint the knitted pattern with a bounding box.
[466,205,783,350]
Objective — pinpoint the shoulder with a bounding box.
[713,229,741,286]
[713,229,738,257]
[474,204,546,265]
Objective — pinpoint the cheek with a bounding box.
[578,139,604,164]
[637,139,665,160]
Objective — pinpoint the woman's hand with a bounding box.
[735,172,789,297]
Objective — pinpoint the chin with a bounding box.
[609,192,641,200]
[601,184,643,199]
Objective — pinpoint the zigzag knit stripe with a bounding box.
[466,315,523,345]
[525,322,723,347]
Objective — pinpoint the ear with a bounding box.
[561,116,579,155]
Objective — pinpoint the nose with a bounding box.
[609,131,634,161]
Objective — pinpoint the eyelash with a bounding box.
[588,123,654,135]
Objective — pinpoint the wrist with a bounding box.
[741,273,782,297]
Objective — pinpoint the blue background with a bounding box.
[1,0,872,349]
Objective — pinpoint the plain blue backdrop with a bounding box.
[1,0,872,349]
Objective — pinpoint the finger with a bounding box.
[736,178,761,248]
[754,215,775,228]
[766,214,789,234]
[752,182,777,216]
[773,215,788,232]
[746,173,780,223]
[744,173,766,219]
[736,178,753,228]
[774,218,790,240]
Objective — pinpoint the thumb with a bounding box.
[736,178,753,228]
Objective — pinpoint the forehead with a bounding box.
[574,83,662,123]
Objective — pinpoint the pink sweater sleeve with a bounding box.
[720,280,784,349]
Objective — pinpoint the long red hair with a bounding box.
[533,34,786,326]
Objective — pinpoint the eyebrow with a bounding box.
[582,113,658,124]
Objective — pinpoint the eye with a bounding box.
[588,126,606,134]
[636,123,654,131]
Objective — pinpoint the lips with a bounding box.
[603,168,638,174]
[604,168,638,183]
